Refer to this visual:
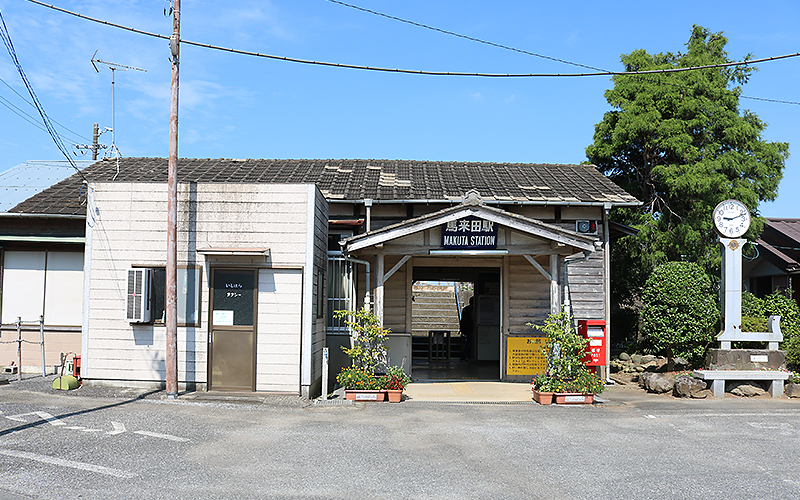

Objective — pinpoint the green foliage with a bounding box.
[333,309,389,374]
[640,262,718,365]
[741,289,800,366]
[382,365,411,390]
[529,311,604,394]
[587,25,788,282]
[336,366,380,390]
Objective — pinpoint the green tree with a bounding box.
[586,25,788,281]
[640,262,719,367]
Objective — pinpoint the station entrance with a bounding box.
[410,266,500,381]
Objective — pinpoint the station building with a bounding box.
[3,158,638,397]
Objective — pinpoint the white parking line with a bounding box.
[134,430,189,442]
[0,448,136,478]
[5,412,65,426]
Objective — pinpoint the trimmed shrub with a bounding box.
[640,262,719,366]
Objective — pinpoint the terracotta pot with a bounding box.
[386,389,403,403]
[553,392,593,404]
[344,390,386,402]
[532,389,554,405]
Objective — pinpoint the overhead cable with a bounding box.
[25,0,800,81]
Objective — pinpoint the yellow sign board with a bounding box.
[507,337,547,376]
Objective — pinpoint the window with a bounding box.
[327,255,354,334]
[150,266,202,326]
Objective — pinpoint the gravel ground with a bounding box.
[0,373,312,407]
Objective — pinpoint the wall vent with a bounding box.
[126,268,152,323]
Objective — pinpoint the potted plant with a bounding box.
[334,309,391,401]
[337,366,385,401]
[382,365,411,402]
[529,311,605,404]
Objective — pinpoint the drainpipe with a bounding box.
[364,199,373,232]
[341,249,371,313]
[563,250,592,319]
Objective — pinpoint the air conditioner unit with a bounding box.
[576,220,598,234]
[126,268,152,323]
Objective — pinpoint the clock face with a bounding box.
[713,199,751,238]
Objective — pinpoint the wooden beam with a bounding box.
[384,255,411,282]
[524,254,551,281]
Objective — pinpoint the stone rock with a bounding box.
[644,373,675,393]
[673,376,707,398]
[631,354,643,364]
[641,354,656,364]
[634,365,645,373]
[638,372,652,388]
[673,357,690,369]
[785,383,800,398]
[728,382,766,397]
[619,352,631,361]
[690,389,711,399]
[642,361,659,372]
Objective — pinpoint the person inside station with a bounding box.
[459,296,474,362]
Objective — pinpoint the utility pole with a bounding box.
[165,0,180,399]
[75,123,107,160]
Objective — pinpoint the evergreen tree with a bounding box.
[587,25,788,285]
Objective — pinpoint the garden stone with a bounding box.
[638,372,652,388]
[631,354,643,364]
[645,373,675,393]
[641,354,656,364]
[673,376,707,398]
[728,382,766,397]
[619,352,631,361]
[634,365,645,373]
[785,383,800,398]
[642,361,659,372]
[673,357,690,368]
[690,389,711,399]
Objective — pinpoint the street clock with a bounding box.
[713,199,751,238]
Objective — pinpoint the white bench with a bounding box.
[693,370,791,398]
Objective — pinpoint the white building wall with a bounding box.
[86,182,324,393]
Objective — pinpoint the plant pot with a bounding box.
[344,390,385,401]
[532,389,554,405]
[386,389,403,403]
[553,392,593,404]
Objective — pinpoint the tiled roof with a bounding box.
[757,218,800,272]
[10,158,639,215]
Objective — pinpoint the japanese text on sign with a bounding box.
[441,216,498,250]
[507,337,547,376]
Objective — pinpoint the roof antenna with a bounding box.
[91,51,147,178]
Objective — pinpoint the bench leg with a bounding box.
[768,379,784,398]
[712,379,725,398]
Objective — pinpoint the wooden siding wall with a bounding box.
[565,251,605,320]
[309,187,329,394]
[383,255,408,333]
[507,255,551,333]
[87,182,320,392]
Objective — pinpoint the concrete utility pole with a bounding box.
[165,0,181,399]
[75,123,107,160]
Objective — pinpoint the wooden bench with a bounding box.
[693,370,791,398]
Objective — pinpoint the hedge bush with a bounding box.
[742,290,800,367]
[640,262,719,366]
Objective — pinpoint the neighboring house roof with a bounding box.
[0,160,93,212]
[756,218,800,274]
[9,158,640,216]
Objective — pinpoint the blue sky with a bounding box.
[0,1,797,216]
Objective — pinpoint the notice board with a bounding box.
[506,337,547,376]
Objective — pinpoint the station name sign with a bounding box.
[441,216,498,250]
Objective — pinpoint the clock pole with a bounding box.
[718,237,746,349]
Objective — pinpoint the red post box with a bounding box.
[578,320,606,366]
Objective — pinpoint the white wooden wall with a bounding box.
[86,182,325,393]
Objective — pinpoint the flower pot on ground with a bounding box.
[345,390,386,401]
[531,389,554,405]
[528,311,605,405]
[381,365,411,403]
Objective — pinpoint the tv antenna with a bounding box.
[91,51,147,159]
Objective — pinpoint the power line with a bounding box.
[25,0,800,81]
[0,76,93,142]
[0,10,87,181]
[329,0,800,106]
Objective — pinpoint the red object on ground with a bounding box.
[72,355,81,382]
[578,319,606,366]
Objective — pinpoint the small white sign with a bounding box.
[564,395,586,403]
[355,393,378,401]
[587,327,604,338]
[213,310,234,326]
[750,354,769,363]
[589,339,603,347]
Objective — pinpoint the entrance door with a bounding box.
[475,270,501,362]
[209,269,257,391]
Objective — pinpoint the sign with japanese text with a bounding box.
[441,216,498,250]
[507,337,547,376]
